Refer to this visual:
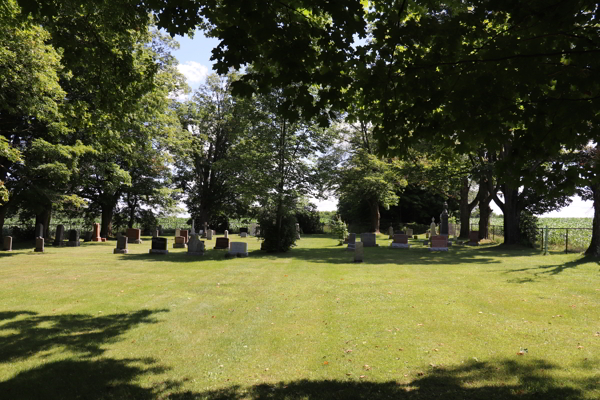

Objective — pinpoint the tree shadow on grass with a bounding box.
[0,308,594,399]
[0,309,168,363]
[120,242,543,267]
[503,256,600,283]
[169,358,589,400]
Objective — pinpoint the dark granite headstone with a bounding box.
[67,230,80,247]
[53,225,65,246]
[214,237,230,249]
[3,236,12,251]
[149,237,168,254]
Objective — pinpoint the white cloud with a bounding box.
[177,61,209,84]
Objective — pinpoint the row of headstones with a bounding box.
[137,235,249,257]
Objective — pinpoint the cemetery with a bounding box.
[1,1,599,399]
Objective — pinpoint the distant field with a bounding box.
[470,217,594,252]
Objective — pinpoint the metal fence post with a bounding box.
[565,229,569,254]
[543,226,549,255]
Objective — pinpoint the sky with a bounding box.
[169,31,594,218]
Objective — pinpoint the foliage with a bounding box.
[257,210,297,253]
[173,72,249,227]
[295,201,323,234]
[519,211,539,248]
[329,215,348,245]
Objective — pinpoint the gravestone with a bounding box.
[83,231,93,242]
[347,233,356,250]
[468,231,480,246]
[429,235,449,252]
[180,230,189,244]
[390,234,410,249]
[175,228,181,237]
[296,223,301,239]
[153,229,158,238]
[354,242,364,263]
[388,225,394,239]
[126,228,142,244]
[173,236,186,248]
[202,223,208,238]
[249,223,257,236]
[187,234,205,255]
[53,225,65,246]
[67,230,80,247]
[35,223,44,239]
[149,237,169,254]
[240,232,247,238]
[214,237,230,250]
[360,233,378,247]
[406,228,413,237]
[35,237,44,253]
[440,202,449,236]
[3,236,12,251]
[224,230,229,238]
[191,220,195,235]
[207,229,213,240]
[114,236,128,254]
[228,242,248,257]
[429,218,437,236]
[91,223,102,242]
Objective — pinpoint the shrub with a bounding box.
[296,203,323,234]
[330,216,348,245]
[258,211,297,253]
[519,211,539,247]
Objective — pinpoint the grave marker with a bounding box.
[91,223,102,242]
[53,225,65,246]
[187,234,205,255]
[388,225,394,239]
[149,237,169,254]
[347,233,356,250]
[468,231,480,246]
[429,235,449,251]
[360,233,378,247]
[354,242,364,262]
[228,242,248,257]
[214,237,230,249]
[240,232,247,238]
[429,218,437,236]
[207,229,213,240]
[67,230,80,247]
[114,236,128,254]
[390,234,410,249]
[34,237,44,253]
[224,230,229,238]
[3,236,12,251]
[180,230,189,244]
[173,236,186,248]
[126,228,142,244]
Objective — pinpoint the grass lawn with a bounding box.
[0,234,598,399]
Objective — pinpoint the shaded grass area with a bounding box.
[0,234,598,399]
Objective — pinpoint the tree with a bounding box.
[74,30,187,237]
[173,72,249,228]
[234,87,334,251]
[0,0,78,237]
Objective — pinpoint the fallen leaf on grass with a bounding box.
[577,346,584,349]
[359,375,366,379]
[323,361,329,365]
[363,365,371,371]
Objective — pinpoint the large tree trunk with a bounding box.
[100,206,114,238]
[502,186,521,245]
[370,200,380,233]
[585,184,600,256]
[459,177,479,239]
[459,178,471,238]
[35,207,52,239]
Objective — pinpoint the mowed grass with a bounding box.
[0,234,598,400]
